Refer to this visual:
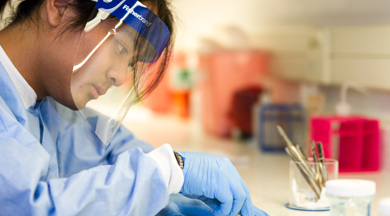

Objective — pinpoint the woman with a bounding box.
[0,0,268,215]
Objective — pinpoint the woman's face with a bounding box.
[46,1,158,110]
[70,19,139,109]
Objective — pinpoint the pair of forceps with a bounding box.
[277,125,329,200]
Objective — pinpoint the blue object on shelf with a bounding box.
[257,104,307,152]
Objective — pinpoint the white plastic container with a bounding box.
[326,179,376,216]
[379,198,390,216]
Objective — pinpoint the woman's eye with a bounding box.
[128,57,137,68]
[117,42,128,54]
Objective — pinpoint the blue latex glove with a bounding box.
[178,152,267,216]
[156,193,214,216]
[189,196,269,216]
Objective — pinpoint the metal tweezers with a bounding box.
[277,125,329,200]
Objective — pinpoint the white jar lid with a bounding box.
[326,179,376,197]
[379,198,390,215]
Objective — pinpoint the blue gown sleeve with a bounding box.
[104,124,154,164]
[0,108,170,216]
[0,135,169,216]
[43,100,155,176]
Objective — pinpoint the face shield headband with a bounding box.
[83,0,170,63]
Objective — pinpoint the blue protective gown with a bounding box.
[0,61,171,215]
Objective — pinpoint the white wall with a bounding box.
[171,0,390,126]
[171,0,390,50]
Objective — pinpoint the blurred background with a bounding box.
[116,0,390,166]
[115,1,390,214]
[4,0,390,214]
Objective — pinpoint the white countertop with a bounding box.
[121,109,390,216]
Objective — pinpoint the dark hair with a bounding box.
[0,0,174,101]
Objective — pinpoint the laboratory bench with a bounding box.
[122,110,390,216]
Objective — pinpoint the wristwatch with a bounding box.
[173,151,184,169]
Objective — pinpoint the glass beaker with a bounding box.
[286,158,339,211]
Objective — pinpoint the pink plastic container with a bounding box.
[198,50,269,137]
[310,116,380,172]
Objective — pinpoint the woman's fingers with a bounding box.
[228,179,246,216]
[239,179,254,216]
[213,178,234,215]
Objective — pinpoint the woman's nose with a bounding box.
[106,63,129,86]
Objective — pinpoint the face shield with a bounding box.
[71,0,170,146]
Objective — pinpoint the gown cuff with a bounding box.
[146,144,184,194]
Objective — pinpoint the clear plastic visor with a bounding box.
[71,2,168,146]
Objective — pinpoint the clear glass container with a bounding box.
[326,179,376,216]
[286,158,338,211]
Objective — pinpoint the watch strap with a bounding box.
[173,151,184,169]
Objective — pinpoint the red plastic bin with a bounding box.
[310,116,380,172]
[198,50,269,137]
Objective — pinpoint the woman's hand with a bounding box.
[178,152,269,216]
